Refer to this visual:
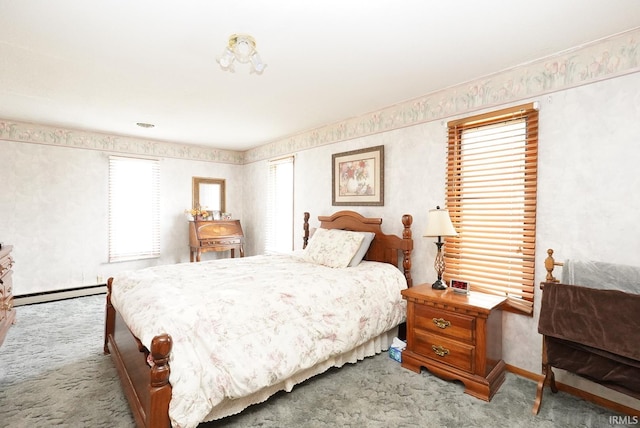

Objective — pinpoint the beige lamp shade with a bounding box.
[424,207,457,237]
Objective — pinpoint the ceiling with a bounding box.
[1,1,639,151]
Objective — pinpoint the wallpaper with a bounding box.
[245,27,639,163]
[0,28,638,164]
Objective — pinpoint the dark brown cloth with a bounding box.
[544,336,640,398]
[538,282,640,361]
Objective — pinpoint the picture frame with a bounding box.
[450,279,470,294]
[332,145,384,206]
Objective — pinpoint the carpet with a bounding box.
[0,295,629,427]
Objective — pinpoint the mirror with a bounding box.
[192,177,225,213]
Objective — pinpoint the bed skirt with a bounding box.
[203,327,398,422]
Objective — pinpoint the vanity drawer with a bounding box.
[1,269,12,292]
[414,304,475,343]
[1,296,13,313]
[0,270,12,322]
[201,238,241,246]
[0,255,13,275]
[414,330,475,373]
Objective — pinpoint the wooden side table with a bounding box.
[401,284,506,401]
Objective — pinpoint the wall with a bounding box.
[242,71,640,411]
[529,73,640,409]
[0,139,244,295]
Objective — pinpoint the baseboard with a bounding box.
[505,364,640,417]
[14,284,106,306]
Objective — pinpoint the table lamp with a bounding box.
[424,206,457,289]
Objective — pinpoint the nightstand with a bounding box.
[401,284,506,401]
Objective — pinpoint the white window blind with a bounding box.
[266,156,294,253]
[446,103,539,314]
[108,156,160,262]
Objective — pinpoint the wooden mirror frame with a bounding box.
[192,177,226,212]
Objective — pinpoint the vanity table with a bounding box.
[189,220,244,262]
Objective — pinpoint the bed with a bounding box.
[533,249,640,415]
[104,210,414,428]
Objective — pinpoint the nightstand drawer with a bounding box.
[414,330,475,372]
[414,305,475,343]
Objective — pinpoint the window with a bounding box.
[108,156,160,262]
[445,103,539,314]
[266,156,294,253]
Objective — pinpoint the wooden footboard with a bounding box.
[104,278,173,428]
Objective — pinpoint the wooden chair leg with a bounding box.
[533,337,558,415]
[548,365,557,393]
[533,362,556,414]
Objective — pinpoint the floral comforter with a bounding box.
[110,253,408,428]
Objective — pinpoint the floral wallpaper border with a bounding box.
[244,27,639,163]
[0,27,638,165]
[0,121,244,164]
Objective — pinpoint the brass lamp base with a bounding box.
[432,278,447,290]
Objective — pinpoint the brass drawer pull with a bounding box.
[432,345,450,357]
[432,317,451,329]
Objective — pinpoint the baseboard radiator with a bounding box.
[13,284,106,306]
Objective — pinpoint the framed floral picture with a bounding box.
[332,145,384,206]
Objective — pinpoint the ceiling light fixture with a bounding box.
[136,122,155,128]
[216,34,266,75]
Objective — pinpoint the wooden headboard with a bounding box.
[302,210,414,287]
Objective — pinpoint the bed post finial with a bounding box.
[545,249,559,283]
[149,334,173,428]
[402,214,413,287]
[303,212,310,249]
[402,214,412,240]
[150,334,172,388]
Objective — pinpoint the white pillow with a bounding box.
[303,228,365,268]
[348,231,376,267]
